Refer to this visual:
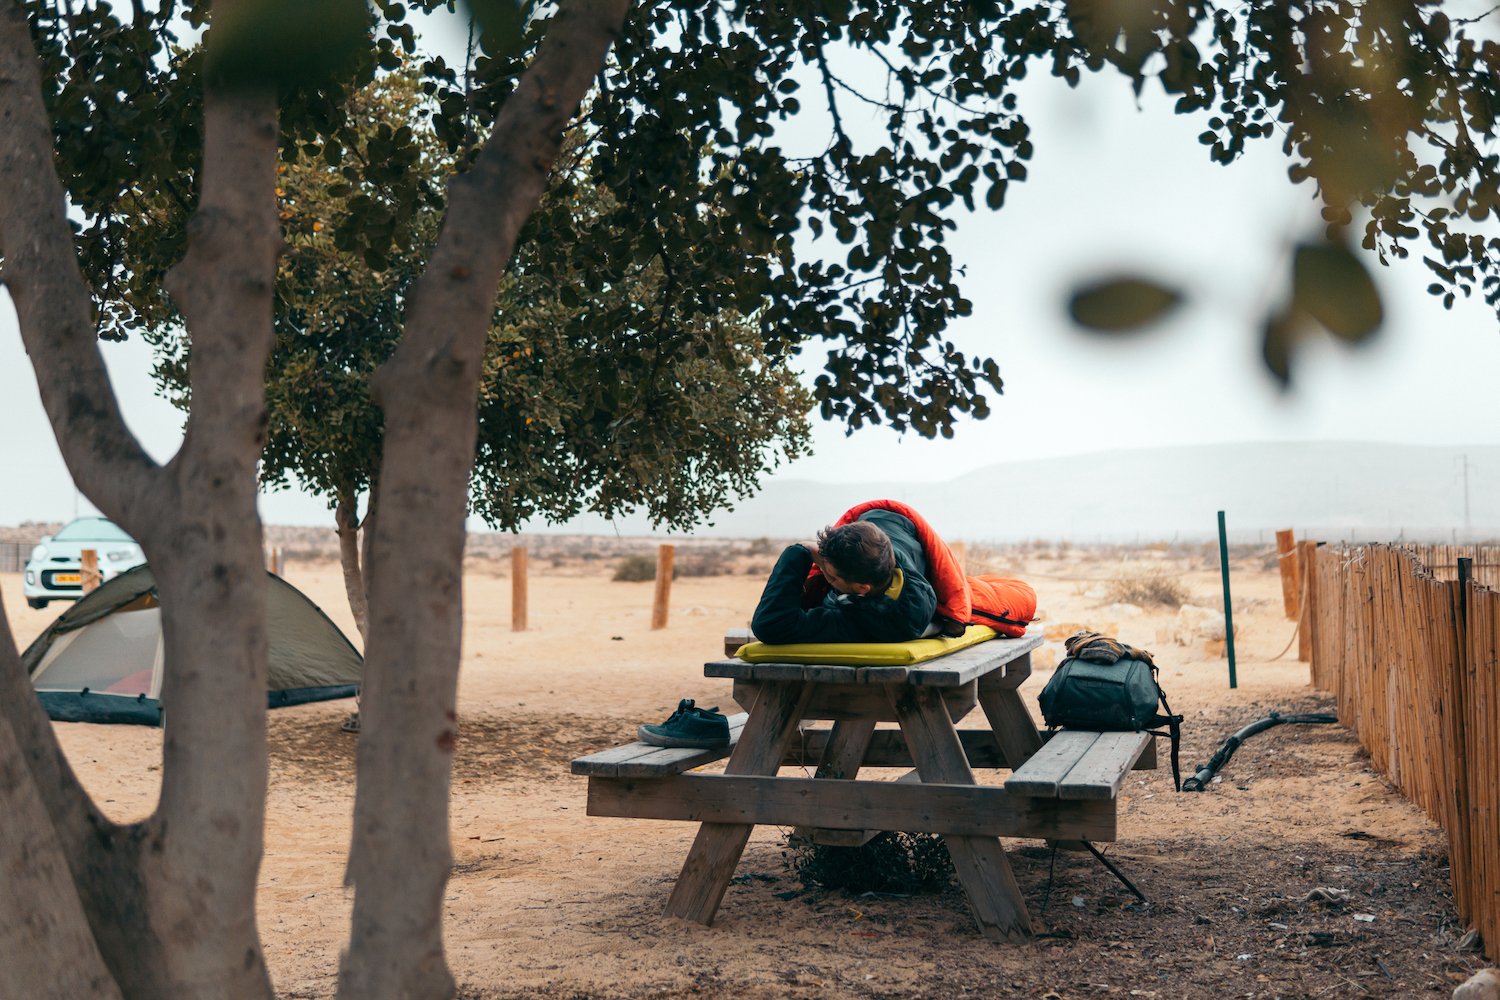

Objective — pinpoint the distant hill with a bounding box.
[528,441,1500,543]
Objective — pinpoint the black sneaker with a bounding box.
[638,698,730,749]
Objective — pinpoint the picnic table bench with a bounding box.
[572,629,1157,941]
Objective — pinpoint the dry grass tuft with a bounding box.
[1104,567,1189,608]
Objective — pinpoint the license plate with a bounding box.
[53,573,81,584]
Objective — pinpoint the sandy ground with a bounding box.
[4,544,1491,998]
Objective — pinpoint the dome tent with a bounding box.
[25,565,362,726]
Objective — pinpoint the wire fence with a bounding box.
[1308,544,1499,959]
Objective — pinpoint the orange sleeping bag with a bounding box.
[811,498,1037,637]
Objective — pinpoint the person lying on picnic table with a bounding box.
[750,499,1037,646]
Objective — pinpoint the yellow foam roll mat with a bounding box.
[734,624,998,666]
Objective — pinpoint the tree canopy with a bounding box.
[142,70,809,548]
[40,0,1500,417]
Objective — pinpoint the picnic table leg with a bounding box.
[664,679,812,924]
[790,718,879,846]
[889,683,1035,942]
[813,718,877,779]
[977,652,1043,770]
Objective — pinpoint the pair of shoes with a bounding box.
[638,699,729,748]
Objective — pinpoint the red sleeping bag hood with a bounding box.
[810,498,1036,637]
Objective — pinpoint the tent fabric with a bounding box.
[25,565,362,726]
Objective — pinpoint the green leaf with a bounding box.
[1260,308,1299,388]
[1066,277,1183,333]
[461,0,526,59]
[1292,242,1383,343]
[207,0,371,91]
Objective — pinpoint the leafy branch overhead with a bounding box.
[150,74,812,544]
[29,0,1500,424]
[1058,1,1500,384]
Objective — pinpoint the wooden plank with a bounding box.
[889,684,1035,941]
[735,683,976,723]
[801,768,921,846]
[587,774,1117,842]
[570,713,748,777]
[906,633,1043,687]
[706,659,813,682]
[979,651,1033,691]
[1004,730,1101,798]
[511,546,528,631]
[1036,727,1158,771]
[783,727,1012,769]
[977,677,1043,772]
[1057,731,1152,801]
[1135,736,1157,770]
[707,659,913,684]
[791,717,878,843]
[812,719,877,781]
[703,633,1040,687]
[651,544,674,630]
[664,680,813,925]
[1276,529,1300,620]
[723,628,753,658]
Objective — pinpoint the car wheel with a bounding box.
[26,598,48,610]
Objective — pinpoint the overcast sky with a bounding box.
[3,20,1499,529]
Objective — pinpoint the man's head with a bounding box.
[814,521,895,596]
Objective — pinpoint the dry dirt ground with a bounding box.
[5,541,1492,999]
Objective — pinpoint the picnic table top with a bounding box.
[703,631,1041,688]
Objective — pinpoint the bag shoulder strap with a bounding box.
[1149,675,1184,792]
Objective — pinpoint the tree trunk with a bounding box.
[0,603,122,1000]
[0,3,281,995]
[338,3,631,997]
[336,489,371,643]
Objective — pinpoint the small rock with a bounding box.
[1454,968,1500,1000]
[1173,604,1237,645]
[1071,895,1086,908]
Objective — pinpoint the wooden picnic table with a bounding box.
[573,630,1156,942]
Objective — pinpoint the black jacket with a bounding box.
[749,510,938,644]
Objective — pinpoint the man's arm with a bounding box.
[750,544,870,644]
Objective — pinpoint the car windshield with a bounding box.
[52,519,135,543]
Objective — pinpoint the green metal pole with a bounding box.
[1217,509,1237,689]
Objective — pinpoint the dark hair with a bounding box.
[816,521,895,586]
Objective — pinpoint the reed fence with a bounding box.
[0,541,36,573]
[1402,543,1500,589]
[1308,544,1499,958]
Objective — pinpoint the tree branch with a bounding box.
[344,2,631,997]
[0,0,160,521]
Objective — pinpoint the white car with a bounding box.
[22,517,147,609]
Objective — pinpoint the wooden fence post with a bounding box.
[651,544,674,630]
[1297,540,1318,664]
[80,549,101,593]
[512,546,528,632]
[1275,529,1300,619]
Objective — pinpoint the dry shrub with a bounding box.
[783,832,954,894]
[1104,567,1189,608]
[611,555,657,582]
